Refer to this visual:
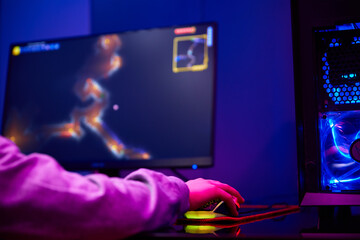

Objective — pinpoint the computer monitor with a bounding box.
[1,23,216,171]
[295,22,360,205]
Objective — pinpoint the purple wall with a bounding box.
[0,0,298,204]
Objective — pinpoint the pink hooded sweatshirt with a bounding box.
[0,136,189,240]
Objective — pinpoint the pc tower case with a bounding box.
[298,26,360,205]
[316,29,360,192]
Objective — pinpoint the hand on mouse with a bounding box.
[185,178,245,216]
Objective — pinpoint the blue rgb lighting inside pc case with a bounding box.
[317,27,360,192]
[319,111,360,191]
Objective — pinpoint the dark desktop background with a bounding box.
[4,25,214,163]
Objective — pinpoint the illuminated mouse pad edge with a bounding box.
[184,210,227,219]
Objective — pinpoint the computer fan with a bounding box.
[320,111,360,191]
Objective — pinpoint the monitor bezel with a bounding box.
[1,22,218,171]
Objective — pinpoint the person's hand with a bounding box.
[185,178,244,216]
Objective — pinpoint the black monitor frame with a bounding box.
[1,22,217,171]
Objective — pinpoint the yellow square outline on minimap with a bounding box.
[172,34,208,73]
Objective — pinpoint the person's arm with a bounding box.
[0,136,189,240]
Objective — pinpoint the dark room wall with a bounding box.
[91,0,298,204]
[0,0,91,125]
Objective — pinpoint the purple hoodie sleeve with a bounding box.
[0,136,189,240]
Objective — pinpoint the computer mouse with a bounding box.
[199,197,240,217]
[183,198,239,220]
[212,200,234,216]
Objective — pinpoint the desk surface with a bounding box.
[130,207,360,239]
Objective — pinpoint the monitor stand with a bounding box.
[98,169,121,177]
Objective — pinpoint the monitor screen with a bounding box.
[1,23,216,170]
